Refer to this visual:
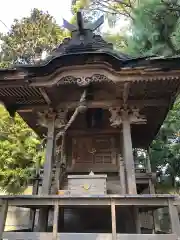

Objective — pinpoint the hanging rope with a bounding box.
[53,89,87,193]
[53,135,65,193]
[55,89,87,142]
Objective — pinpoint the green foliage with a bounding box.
[149,99,180,188]
[0,8,66,66]
[125,0,180,57]
[71,0,134,19]
[103,32,128,51]
[71,0,101,24]
[0,8,65,193]
[72,0,90,14]
[0,106,44,194]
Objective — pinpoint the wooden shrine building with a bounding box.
[0,12,180,240]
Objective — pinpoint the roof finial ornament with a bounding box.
[77,11,84,34]
[53,12,111,55]
[63,11,104,35]
[87,14,104,32]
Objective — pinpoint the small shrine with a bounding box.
[0,11,180,240]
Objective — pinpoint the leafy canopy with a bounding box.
[126,0,180,57]
[0,106,44,194]
[0,8,66,67]
[0,8,65,193]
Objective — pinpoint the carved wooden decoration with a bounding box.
[37,108,67,128]
[60,74,112,85]
[109,107,122,127]
[109,107,146,127]
[129,108,146,124]
[77,76,91,87]
[56,109,68,127]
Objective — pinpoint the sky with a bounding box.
[0,0,73,33]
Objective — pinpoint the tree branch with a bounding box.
[161,0,180,12]
[94,0,132,18]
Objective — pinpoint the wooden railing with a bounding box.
[0,194,180,240]
[2,233,178,240]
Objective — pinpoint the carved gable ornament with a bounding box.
[109,107,146,127]
[52,12,113,54]
[58,74,112,86]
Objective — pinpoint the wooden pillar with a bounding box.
[150,184,158,233]
[119,154,126,194]
[38,114,56,232]
[146,149,158,233]
[111,200,117,240]
[0,200,8,239]
[38,209,49,232]
[41,116,56,194]
[29,159,40,231]
[134,207,141,233]
[29,183,38,231]
[168,200,180,237]
[119,132,126,194]
[122,110,137,195]
[146,149,152,173]
[58,207,64,231]
[147,149,155,194]
[53,201,59,240]
[54,134,65,194]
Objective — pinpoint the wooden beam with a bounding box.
[53,201,59,240]
[2,195,172,207]
[123,82,130,104]
[2,232,178,240]
[29,159,40,231]
[58,99,168,109]
[119,155,126,194]
[168,199,180,237]
[38,115,56,232]
[39,88,51,105]
[0,200,8,239]
[122,110,137,194]
[37,208,49,232]
[16,99,168,113]
[134,207,141,234]
[41,116,56,194]
[111,200,117,240]
[17,104,47,113]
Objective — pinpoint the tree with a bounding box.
[0,106,44,194]
[0,9,65,193]
[0,8,66,67]
[123,0,180,189]
[73,0,180,57]
[71,0,134,19]
[149,99,180,188]
[125,0,180,57]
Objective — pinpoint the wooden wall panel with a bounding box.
[71,136,117,168]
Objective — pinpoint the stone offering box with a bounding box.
[67,174,107,195]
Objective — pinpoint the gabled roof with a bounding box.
[0,12,180,147]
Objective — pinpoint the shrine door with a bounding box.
[72,136,117,171]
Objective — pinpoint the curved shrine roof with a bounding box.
[0,12,180,147]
